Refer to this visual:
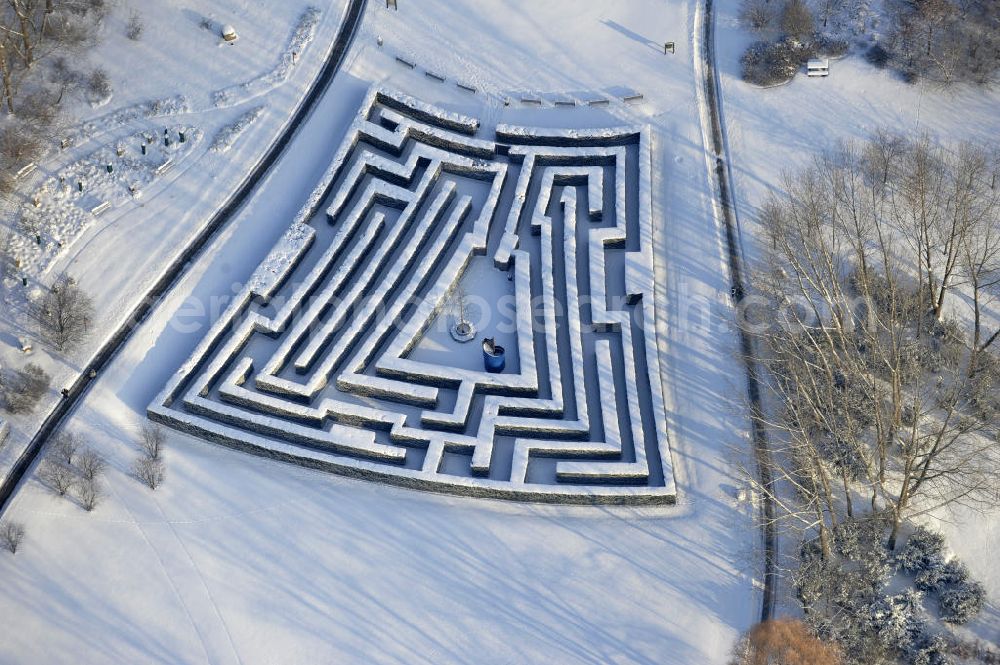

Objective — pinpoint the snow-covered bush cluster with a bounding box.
[741,40,800,87]
[0,363,50,415]
[895,527,986,625]
[737,0,849,86]
[794,520,988,664]
[937,583,986,625]
[65,95,191,151]
[739,0,1000,86]
[10,124,202,276]
[211,106,266,153]
[866,43,890,68]
[896,527,947,576]
[87,68,114,107]
[126,10,144,41]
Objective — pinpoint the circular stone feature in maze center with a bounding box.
[450,319,476,342]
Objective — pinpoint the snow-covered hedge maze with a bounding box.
[149,86,675,505]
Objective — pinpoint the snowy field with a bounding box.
[0,0,770,663]
[715,0,1000,645]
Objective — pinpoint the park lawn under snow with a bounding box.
[0,0,766,663]
[715,0,1000,644]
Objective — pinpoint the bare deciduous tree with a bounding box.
[886,0,1000,86]
[780,0,814,40]
[133,455,164,490]
[745,131,1000,556]
[78,474,100,511]
[959,150,1000,358]
[730,618,841,664]
[740,0,778,32]
[51,430,78,465]
[1,520,25,554]
[36,273,92,351]
[1,362,50,414]
[77,446,104,481]
[86,66,110,101]
[139,422,165,460]
[813,0,845,29]
[125,9,142,40]
[0,0,105,198]
[38,458,74,496]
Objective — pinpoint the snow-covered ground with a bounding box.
[715,0,1000,644]
[0,1,768,662]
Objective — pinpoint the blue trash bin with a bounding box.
[482,337,505,373]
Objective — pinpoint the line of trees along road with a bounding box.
[747,131,1000,555]
[741,130,1000,663]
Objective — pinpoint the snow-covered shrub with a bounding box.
[794,538,884,614]
[915,558,969,593]
[938,559,970,587]
[925,318,965,373]
[938,581,985,624]
[866,43,890,68]
[857,269,923,322]
[794,543,832,611]
[810,34,849,58]
[896,526,946,575]
[211,106,265,153]
[966,352,1000,420]
[859,551,893,591]
[901,65,920,84]
[866,590,923,648]
[915,566,945,592]
[145,95,188,118]
[87,67,112,103]
[1,363,50,414]
[833,515,889,560]
[831,520,893,594]
[909,632,951,665]
[741,40,798,86]
[126,10,144,40]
